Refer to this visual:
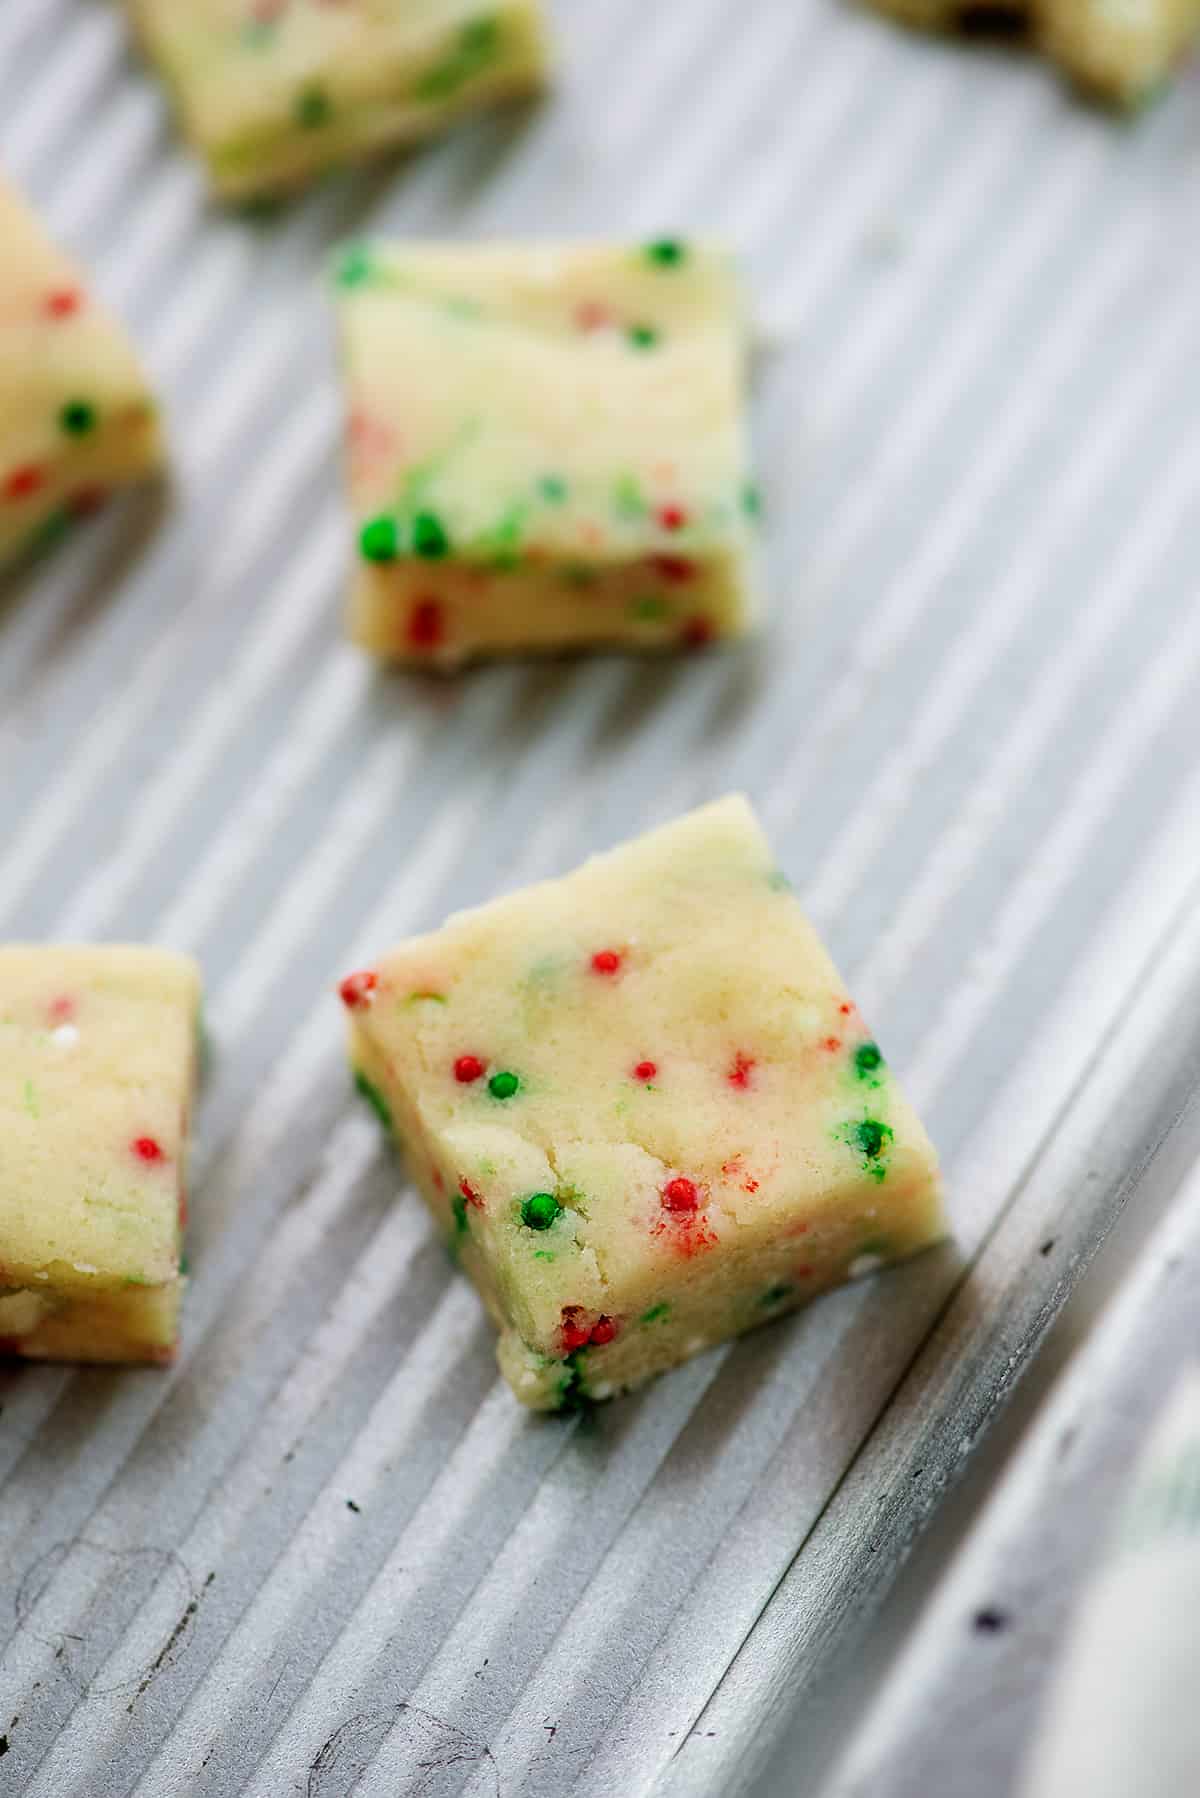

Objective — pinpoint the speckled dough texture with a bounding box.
[0,180,161,572]
[0,946,201,1364]
[341,796,947,1410]
[128,0,551,199]
[335,239,761,669]
[866,0,1200,104]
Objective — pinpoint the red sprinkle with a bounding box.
[650,554,696,583]
[44,287,82,319]
[459,1177,484,1209]
[590,949,622,975]
[454,1054,485,1084]
[823,1036,842,1053]
[338,970,378,1009]
[682,616,714,650]
[47,995,75,1023]
[658,504,688,532]
[728,1052,755,1090]
[560,1306,592,1353]
[634,1060,657,1082]
[662,1176,699,1212]
[588,1315,618,1347]
[133,1136,165,1164]
[839,1002,853,1016]
[432,1167,445,1192]
[5,465,45,502]
[574,300,612,332]
[406,598,444,650]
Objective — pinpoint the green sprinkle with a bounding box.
[488,1070,520,1101]
[407,990,447,1005]
[854,1118,891,1159]
[742,481,763,519]
[295,85,332,129]
[842,1117,894,1181]
[60,400,96,436]
[854,1042,884,1080]
[412,510,450,559]
[630,595,669,622]
[414,65,458,102]
[22,1079,38,1119]
[613,472,646,519]
[533,1249,555,1262]
[179,1251,191,1277]
[557,1351,589,1412]
[334,245,375,289]
[767,869,793,892]
[462,16,501,54]
[627,323,660,350]
[759,1282,795,1308]
[353,1070,392,1134]
[451,1193,469,1236]
[641,1302,671,1324]
[645,238,686,268]
[360,515,400,563]
[521,1192,562,1231]
[414,15,501,101]
[538,475,568,504]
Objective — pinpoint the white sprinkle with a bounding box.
[590,1382,614,1400]
[51,1024,79,1048]
[849,1253,885,1280]
[71,1262,99,1275]
[518,1370,538,1389]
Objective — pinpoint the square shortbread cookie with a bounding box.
[340,798,946,1409]
[335,239,761,667]
[0,946,201,1364]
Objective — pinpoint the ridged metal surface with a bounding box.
[1,2,1200,1794]
[815,1005,1200,1798]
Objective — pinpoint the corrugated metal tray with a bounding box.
[2,2,1200,1794]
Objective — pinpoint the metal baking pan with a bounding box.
[2,1,1200,1793]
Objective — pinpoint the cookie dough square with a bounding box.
[0,947,202,1364]
[128,1,551,199]
[335,239,761,668]
[340,797,946,1409]
[863,0,1199,104]
[1039,0,1200,102]
[0,181,161,573]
